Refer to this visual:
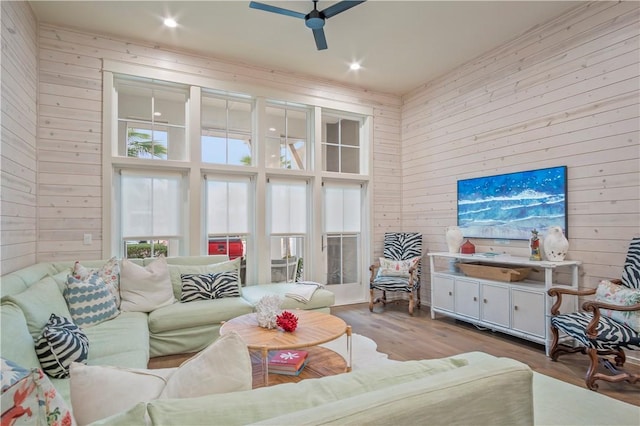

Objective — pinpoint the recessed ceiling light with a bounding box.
[164,18,177,28]
[349,62,361,71]
[154,111,162,117]
[269,127,276,132]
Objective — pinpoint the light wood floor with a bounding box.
[334,302,639,407]
[149,302,639,406]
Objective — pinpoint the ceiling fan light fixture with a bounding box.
[163,18,177,28]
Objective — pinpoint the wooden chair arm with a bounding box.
[548,286,596,315]
[582,301,640,339]
[369,262,380,283]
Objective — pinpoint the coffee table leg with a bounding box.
[262,346,269,386]
[346,325,352,372]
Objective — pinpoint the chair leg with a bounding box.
[586,348,600,390]
[416,288,421,308]
[549,324,561,361]
[614,348,626,367]
[408,293,414,316]
[369,289,374,312]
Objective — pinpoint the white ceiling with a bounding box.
[29,1,583,95]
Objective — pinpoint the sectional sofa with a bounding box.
[0,255,535,425]
[0,256,334,404]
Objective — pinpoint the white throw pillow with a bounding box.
[377,256,421,278]
[119,256,175,312]
[69,332,251,424]
[160,331,252,398]
[69,363,175,425]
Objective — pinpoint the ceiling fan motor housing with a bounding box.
[305,10,325,29]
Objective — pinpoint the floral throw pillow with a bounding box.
[73,257,121,307]
[1,357,76,426]
[377,256,421,278]
[595,280,640,332]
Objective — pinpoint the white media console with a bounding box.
[427,252,581,355]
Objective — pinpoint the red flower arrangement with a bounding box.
[276,311,298,332]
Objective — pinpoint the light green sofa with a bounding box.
[0,256,335,408]
[92,351,534,426]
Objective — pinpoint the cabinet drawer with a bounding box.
[454,278,479,319]
[432,275,455,311]
[481,283,510,327]
[512,289,545,338]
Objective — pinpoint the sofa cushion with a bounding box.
[5,276,72,339]
[0,302,41,370]
[0,273,27,298]
[168,257,242,299]
[35,314,89,379]
[120,257,175,313]
[248,357,533,426]
[147,356,469,425]
[180,271,241,302]
[9,263,59,288]
[71,332,251,425]
[82,311,149,359]
[69,363,173,425]
[160,331,253,398]
[242,284,335,311]
[64,274,119,328]
[148,297,254,333]
[0,358,75,426]
[73,257,121,307]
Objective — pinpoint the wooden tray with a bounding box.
[456,262,531,282]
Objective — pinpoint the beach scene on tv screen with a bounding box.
[457,166,567,241]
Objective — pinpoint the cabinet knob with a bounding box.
[514,305,519,311]
[473,297,477,301]
[448,291,453,296]
[483,299,487,303]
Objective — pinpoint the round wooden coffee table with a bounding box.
[220,310,352,387]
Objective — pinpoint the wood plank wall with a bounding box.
[1,1,38,274]
[32,21,402,265]
[402,1,640,303]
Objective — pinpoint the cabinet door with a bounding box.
[481,283,510,327]
[454,278,479,319]
[511,289,545,338]
[432,275,455,312]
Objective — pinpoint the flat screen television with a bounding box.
[457,166,567,240]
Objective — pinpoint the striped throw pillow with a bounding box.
[180,271,241,302]
[35,314,89,379]
[64,274,119,328]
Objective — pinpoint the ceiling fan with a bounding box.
[249,1,366,51]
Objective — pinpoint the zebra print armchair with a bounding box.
[369,233,422,315]
[548,237,640,390]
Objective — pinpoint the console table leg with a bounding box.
[346,325,352,372]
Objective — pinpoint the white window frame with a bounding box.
[103,61,373,303]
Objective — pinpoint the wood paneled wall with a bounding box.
[1,1,38,274]
[34,23,403,263]
[402,1,640,302]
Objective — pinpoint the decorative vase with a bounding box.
[255,295,282,329]
[445,226,464,254]
[543,227,569,261]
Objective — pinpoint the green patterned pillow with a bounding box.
[64,273,119,328]
[595,280,640,332]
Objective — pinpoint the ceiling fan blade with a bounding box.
[321,0,366,19]
[312,28,328,50]
[249,1,306,19]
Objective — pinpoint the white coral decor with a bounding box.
[255,295,283,329]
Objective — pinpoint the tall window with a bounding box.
[205,176,251,281]
[120,171,183,258]
[323,183,361,285]
[115,76,188,160]
[268,179,307,282]
[265,104,309,170]
[322,115,361,174]
[201,94,253,165]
